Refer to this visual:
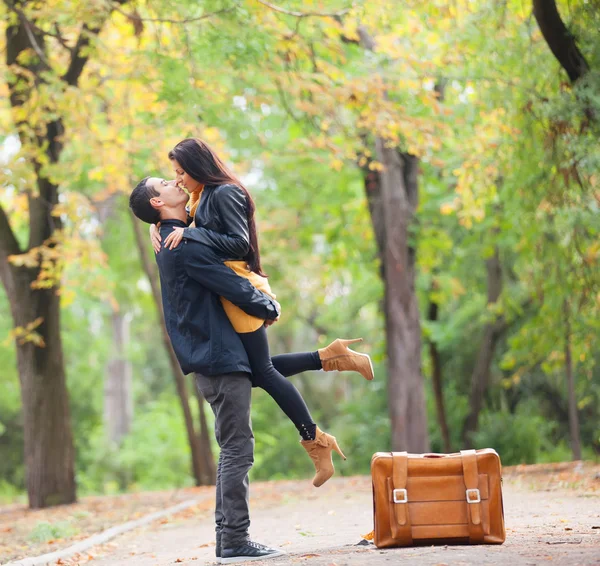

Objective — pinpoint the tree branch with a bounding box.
[0,201,21,258]
[6,5,51,76]
[11,7,73,54]
[255,0,352,18]
[112,5,236,24]
[34,23,73,54]
[62,0,130,86]
[62,22,103,86]
[532,0,590,84]
[14,9,52,69]
[52,24,73,53]
[356,25,376,50]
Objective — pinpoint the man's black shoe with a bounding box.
[221,540,286,564]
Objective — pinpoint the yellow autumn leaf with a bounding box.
[440,202,454,215]
[368,161,384,171]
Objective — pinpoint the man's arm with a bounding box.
[182,240,279,321]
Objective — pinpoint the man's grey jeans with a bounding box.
[195,371,254,549]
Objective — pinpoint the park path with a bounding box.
[82,473,599,566]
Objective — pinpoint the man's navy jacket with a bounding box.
[155,219,279,376]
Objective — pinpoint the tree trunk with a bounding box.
[0,236,75,507]
[3,20,76,508]
[426,81,451,453]
[3,0,128,509]
[563,300,582,460]
[370,141,430,452]
[9,272,76,508]
[462,248,504,446]
[104,309,133,445]
[130,212,214,485]
[427,297,451,452]
[357,25,429,452]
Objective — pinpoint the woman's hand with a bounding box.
[164,227,185,250]
[150,223,162,254]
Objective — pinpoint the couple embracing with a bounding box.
[129,138,374,564]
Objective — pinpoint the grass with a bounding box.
[28,521,78,543]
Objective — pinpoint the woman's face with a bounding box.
[171,159,202,193]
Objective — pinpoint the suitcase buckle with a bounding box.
[466,488,481,503]
[392,488,408,503]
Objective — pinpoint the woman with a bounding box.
[150,138,373,487]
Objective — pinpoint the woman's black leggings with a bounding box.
[238,326,321,440]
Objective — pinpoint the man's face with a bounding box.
[147,177,189,211]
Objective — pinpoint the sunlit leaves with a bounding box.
[3,318,45,348]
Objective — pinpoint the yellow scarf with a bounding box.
[188,185,204,218]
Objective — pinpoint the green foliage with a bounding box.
[28,521,78,543]
[472,410,549,465]
[0,0,599,502]
[426,380,470,453]
[251,387,315,482]
[336,375,391,475]
[0,480,24,505]
[77,396,194,493]
[0,296,24,491]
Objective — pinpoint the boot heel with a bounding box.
[340,338,363,346]
[332,438,347,461]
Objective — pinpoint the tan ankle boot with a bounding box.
[301,427,347,487]
[318,338,374,381]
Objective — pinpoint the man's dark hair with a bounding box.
[129,177,160,224]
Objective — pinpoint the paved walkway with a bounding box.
[85,476,599,566]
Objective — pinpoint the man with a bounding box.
[130,177,286,564]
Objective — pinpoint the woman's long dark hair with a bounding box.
[168,138,266,277]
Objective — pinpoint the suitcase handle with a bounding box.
[421,453,446,458]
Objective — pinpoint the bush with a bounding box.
[77,395,194,494]
[0,479,24,505]
[471,410,550,465]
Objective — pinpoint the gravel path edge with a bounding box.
[3,496,208,566]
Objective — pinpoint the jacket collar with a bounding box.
[159,218,187,229]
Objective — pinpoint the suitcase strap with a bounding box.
[460,449,485,543]
[390,451,413,545]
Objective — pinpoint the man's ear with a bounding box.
[149,197,164,210]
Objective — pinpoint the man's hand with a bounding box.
[164,227,185,250]
[150,223,162,254]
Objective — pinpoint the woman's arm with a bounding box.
[150,223,161,254]
[165,185,250,257]
[152,220,195,252]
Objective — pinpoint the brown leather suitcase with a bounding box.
[371,449,505,548]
